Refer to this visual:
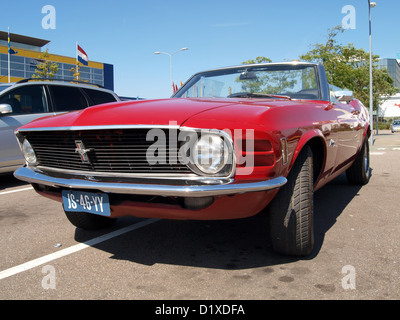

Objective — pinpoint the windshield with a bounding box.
[393,121,400,125]
[175,64,320,100]
[0,85,12,93]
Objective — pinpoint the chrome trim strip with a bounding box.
[16,124,180,133]
[280,137,288,165]
[36,166,216,181]
[14,167,286,198]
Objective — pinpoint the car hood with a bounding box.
[18,98,238,129]
[17,97,312,130]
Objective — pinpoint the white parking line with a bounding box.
[0,218,159,280]
[0,186,33,196]
[370,152,385,155]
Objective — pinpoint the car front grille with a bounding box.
[23,128,193,175]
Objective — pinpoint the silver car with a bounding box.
[391,120,400,133]
[0,80,120,174]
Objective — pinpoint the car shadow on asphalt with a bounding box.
[0,172,29,190]
[311,173,362,258]
[73,173,363,270]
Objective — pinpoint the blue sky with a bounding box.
[2,0,399,99]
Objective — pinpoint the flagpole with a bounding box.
[76,41,78,81]
[8,27,10,83]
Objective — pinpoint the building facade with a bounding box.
[377,59,400,119]
[0,31,114,91]
[377,58,400,89]
[379,93,400,118]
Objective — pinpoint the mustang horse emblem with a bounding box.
[74,140,93,164]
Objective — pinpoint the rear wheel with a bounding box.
[64,209,117,230]
[268,146,314,256]
[346,138,370,185]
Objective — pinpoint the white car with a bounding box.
[391,120,400,133]
[0,80,120,173]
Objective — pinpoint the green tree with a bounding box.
[241,56,301,94]
[300,25,397,109]
[70,62,82,81]
[32,48,59,79]
[242,56,272,65]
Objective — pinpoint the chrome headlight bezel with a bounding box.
[193,134,229,174]
[182,130,235,177]
[20,138,38,166]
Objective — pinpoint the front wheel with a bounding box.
[64,209,117,230]
[268,146,314,256]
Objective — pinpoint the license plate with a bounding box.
[62,190,111,216]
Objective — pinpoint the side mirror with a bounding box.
[0,103,12,115]
[334,90,353,103]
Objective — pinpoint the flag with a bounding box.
[8,30,17,55]
[77,44,88,66]
[172,82,178,93]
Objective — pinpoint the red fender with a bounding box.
[290,128,326,169]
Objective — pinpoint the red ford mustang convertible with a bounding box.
[14,62,370,256]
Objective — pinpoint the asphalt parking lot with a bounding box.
[0,131,399,302]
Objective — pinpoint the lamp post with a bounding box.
[368,1,376,144]
[154,47,188,95]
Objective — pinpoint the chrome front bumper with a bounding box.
[14,166,287,198]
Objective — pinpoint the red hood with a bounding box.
[18,97,315,130]
[19,98,243,129]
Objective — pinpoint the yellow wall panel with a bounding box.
[0,46,103,69]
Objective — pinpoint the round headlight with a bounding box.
[193,134,229,174]
[22,139,37,165]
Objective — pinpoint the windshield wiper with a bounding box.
[227,92,291,100]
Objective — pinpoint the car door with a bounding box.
[334,100,363,170]
[0,84,49,172]
[317,102,340,183]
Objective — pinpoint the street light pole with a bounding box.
[368,1,376,145]
[154,47,188,95]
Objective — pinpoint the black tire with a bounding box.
[268,146,314,256]
[64,209,117,230]
[346,138,371,185]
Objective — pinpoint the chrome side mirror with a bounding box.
[0,103,12,115]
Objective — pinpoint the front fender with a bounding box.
[290,129,326,169]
